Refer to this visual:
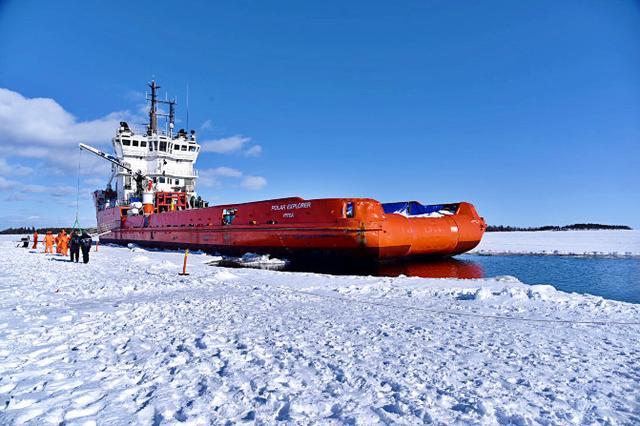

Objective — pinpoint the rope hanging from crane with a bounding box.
[71,146,83,234]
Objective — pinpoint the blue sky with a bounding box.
[0,0,639,228]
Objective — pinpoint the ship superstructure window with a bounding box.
[159,177,165,183]
[189,146,196,152]
[345,202,355,218]
[175,179,180,185]
[132,140,139,147]
[181,145,187,151]
[122,139,130,146]
[222,208,237,226]
[159,141,167,151]
[140,141,147,147]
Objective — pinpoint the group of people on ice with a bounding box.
[31,229,93,263]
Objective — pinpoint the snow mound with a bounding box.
[213,270,239,281]
[526,284,557,300]
[474,287,492,300]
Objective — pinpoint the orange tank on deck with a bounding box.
[97,196,486,261]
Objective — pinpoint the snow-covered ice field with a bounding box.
[1,235,639,424]
[471,230,640,257]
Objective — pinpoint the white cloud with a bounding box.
[0,87,268,198]
[210,166,243,178]
[0,173,78,202]
[0,176,13,190]
[0,88,131,147]
[22,184,49,193]
[244,145,263,157]
[241,175,267,190]
[200,135,251,154]
[198,167,267,191]
[0,87,140,175]
[84,177,104,187]
[200,119,213,130]
[4,193,27,202]
[198,166,243,187]
[0,158,33,176]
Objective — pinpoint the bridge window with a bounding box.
[132,140,139,147]
[122,139,130,146]
[140,141,147,147]
[188,146,196,152]
[181,145,187,151]
[158,177,165,183]
[159,141,167,151]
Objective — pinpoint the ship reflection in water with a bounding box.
[226,257,485,279]
[370,258,484,279]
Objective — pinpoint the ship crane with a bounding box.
[79,143,134,174]
[79,143,148,197]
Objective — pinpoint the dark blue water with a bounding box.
[459,254,640,304]
[279,255,640,304]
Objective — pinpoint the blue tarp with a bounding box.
[382,201,453,216]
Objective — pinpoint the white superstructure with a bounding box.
[112,123,200,204]
[109,81,200,205]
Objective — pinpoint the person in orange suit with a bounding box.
[58,230,68,256]
[56,230,67,254]
[55,231,63,254]
[32,230,39,249]
[63,232,71,256]
[44,231,54,254]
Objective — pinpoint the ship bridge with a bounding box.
[110,81,201,205]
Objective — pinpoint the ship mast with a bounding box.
[147,80,159,135]
[148,80,177,137]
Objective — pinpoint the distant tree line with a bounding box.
[486,223,632,232]
[0,226,98,235]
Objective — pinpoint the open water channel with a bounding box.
[277,255,640,304]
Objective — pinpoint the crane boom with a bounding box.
[79,143,133,173]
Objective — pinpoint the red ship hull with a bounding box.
[97,197,486,260]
